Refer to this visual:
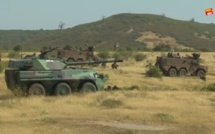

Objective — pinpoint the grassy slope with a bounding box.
[1,13,215,51]
[0,52,215,134]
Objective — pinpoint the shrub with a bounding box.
[97,51,110,59]
[201,83,215,91]
[118,51,134,60]
[0,61,8,73]
[153,113,174,122]
[13,45,22,52]
[112,51,133,60]
[145,63,162,78]
[100,98,123,108]
[134,53,147,62]
[112,52,122,59]
[0,63,3,73]
[8,52,20,58]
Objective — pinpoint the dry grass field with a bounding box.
[0,52,215,134]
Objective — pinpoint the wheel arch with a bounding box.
[67,58,75,62]
[195,69,206,75]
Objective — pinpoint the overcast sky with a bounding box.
[0,0,214,30]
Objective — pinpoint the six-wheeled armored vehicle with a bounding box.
[4,48,123,96]
[155,53,208,77]
[57,46,99,62]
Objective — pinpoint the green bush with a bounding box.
[134,53,147,62]
[0,61,8,73]
[119,51,134,60]
[97,51,110,59]
[111,51,134,60]
[145,63,162,78]
[100,98,123,108]
[13,45,22,52]
[8,52,20,58]
[201,83,215,91]
[153,113,174,122]
[0,63,3,73]
[112,52,122,59]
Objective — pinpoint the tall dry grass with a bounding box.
[0,52,215,134]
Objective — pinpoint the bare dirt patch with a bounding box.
[136,31,193,50]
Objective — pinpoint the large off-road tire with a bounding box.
[28,83,46,96]
[196,70,205,77]
[178,69,187,76]
[168,68,177,77]
[54,82,72,96]
[80,82,97,93]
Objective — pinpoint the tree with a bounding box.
[101,16,106,23]
[161,13,166,17]
[58,21,65,30]
[13,45,22,51]
[190,18,195,22]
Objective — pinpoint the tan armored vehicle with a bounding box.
[57,46,99,62]
[155,53,208,77]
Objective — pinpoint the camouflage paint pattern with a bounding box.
[57,46,99,62]
[5,58,119,95]
[155,53,208,77]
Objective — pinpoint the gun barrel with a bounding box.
[39,47,58,58]
[65,59,123,65]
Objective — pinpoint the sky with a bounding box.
[0,0,214,30]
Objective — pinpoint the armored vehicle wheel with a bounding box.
[80,82,97,93]
[178,69,187,76]
[168,68,177,77]
[28,83,46,96]
[54,83,71,96]
[196,70,205,77]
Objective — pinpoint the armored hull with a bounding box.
[4,58,113,96]
[155,53,208,77]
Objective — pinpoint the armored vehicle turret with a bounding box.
[5,49,123,96]
[155,52,208,77]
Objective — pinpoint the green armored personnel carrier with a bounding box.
[5,48,123,96]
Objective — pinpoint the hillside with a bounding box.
[1,13,215,51]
